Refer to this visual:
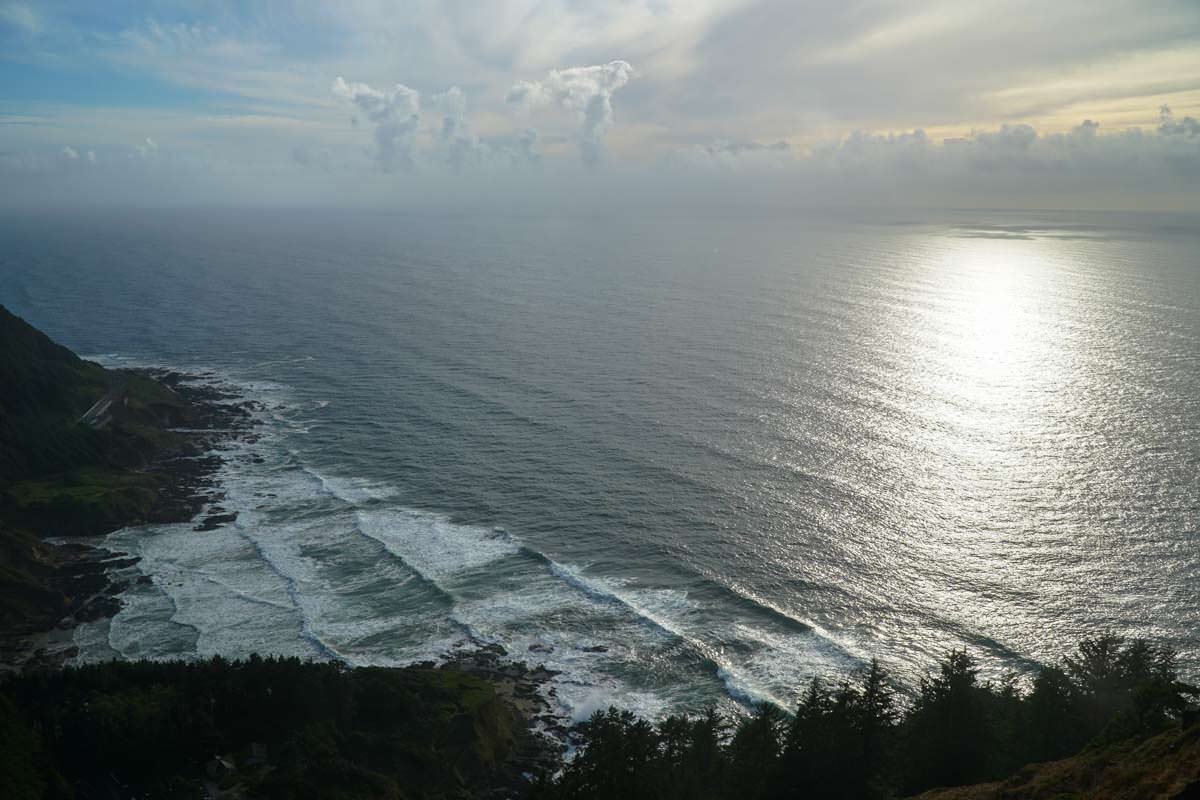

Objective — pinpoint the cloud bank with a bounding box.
[4,106,1197,212]
[1,2,1198,210]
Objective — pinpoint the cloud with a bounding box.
[333,76,422,171]
[791,112,1200,199]
[431,87,467,142]
[0,2,38,34]
[508,61,635,164]
[292,145,331,170]
[56,145,98,167]
[975,123,1037,151]
[329,78,544,174]
[429,85,487,171]
[672,138,792,170]
[1159,105,1200,138]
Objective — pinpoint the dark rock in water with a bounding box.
[74,594,122,623]
[582,645,608,653]
[528,643,553,654]
[194,512,238,531]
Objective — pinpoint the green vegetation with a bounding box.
[0,655,528,799]
[0,305,109,484]
[4,466,165,536]
[0,303,189,507]
[0,522,70,632]
[525,635,1199,800]
[0,305,203,637]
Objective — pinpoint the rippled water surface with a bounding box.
[2,208,1197,716]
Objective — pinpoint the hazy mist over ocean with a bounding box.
[3,206,1196,719]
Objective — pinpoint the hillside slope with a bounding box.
[912,721,1200,800]
[0,306,249,654]
[0,304,110,483]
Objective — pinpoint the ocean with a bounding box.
[2,207,1197,719]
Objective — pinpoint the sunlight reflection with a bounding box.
[923,237,1060,431]
[894,233,1078,618]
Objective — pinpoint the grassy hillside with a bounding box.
[0,523,70,635]
[0,306,226,640]
[0,304,110,483]
[911,721,1200,800]
[0,304,199,534]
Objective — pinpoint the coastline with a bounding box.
[0,353,567,788]
[0,367,261,672]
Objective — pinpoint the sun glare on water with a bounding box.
[884,232,1089,654]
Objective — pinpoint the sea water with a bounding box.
[2,207,1197,719]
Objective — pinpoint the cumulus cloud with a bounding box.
[673,139,792,170]
[508,61,635,164]
[55,146,99,167]
[428,85,488,171]
[431,86,467,142]
[1158,105,1200,138]
[332,76,421,171]
[329,78,543,174]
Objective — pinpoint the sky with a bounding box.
[1,0,1199,211]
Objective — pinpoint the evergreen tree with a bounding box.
[1023,665,1080,762]
[727,703,784,800]
[900,650,995,792]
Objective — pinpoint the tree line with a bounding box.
[525,634,1199,799]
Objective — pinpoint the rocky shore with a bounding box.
[1,361,569,794]
[0,368,263,672]
[439,643,569,788]
[1,306,573,796]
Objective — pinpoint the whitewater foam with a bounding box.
[353,508,521,583]
[70,361,856,722]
